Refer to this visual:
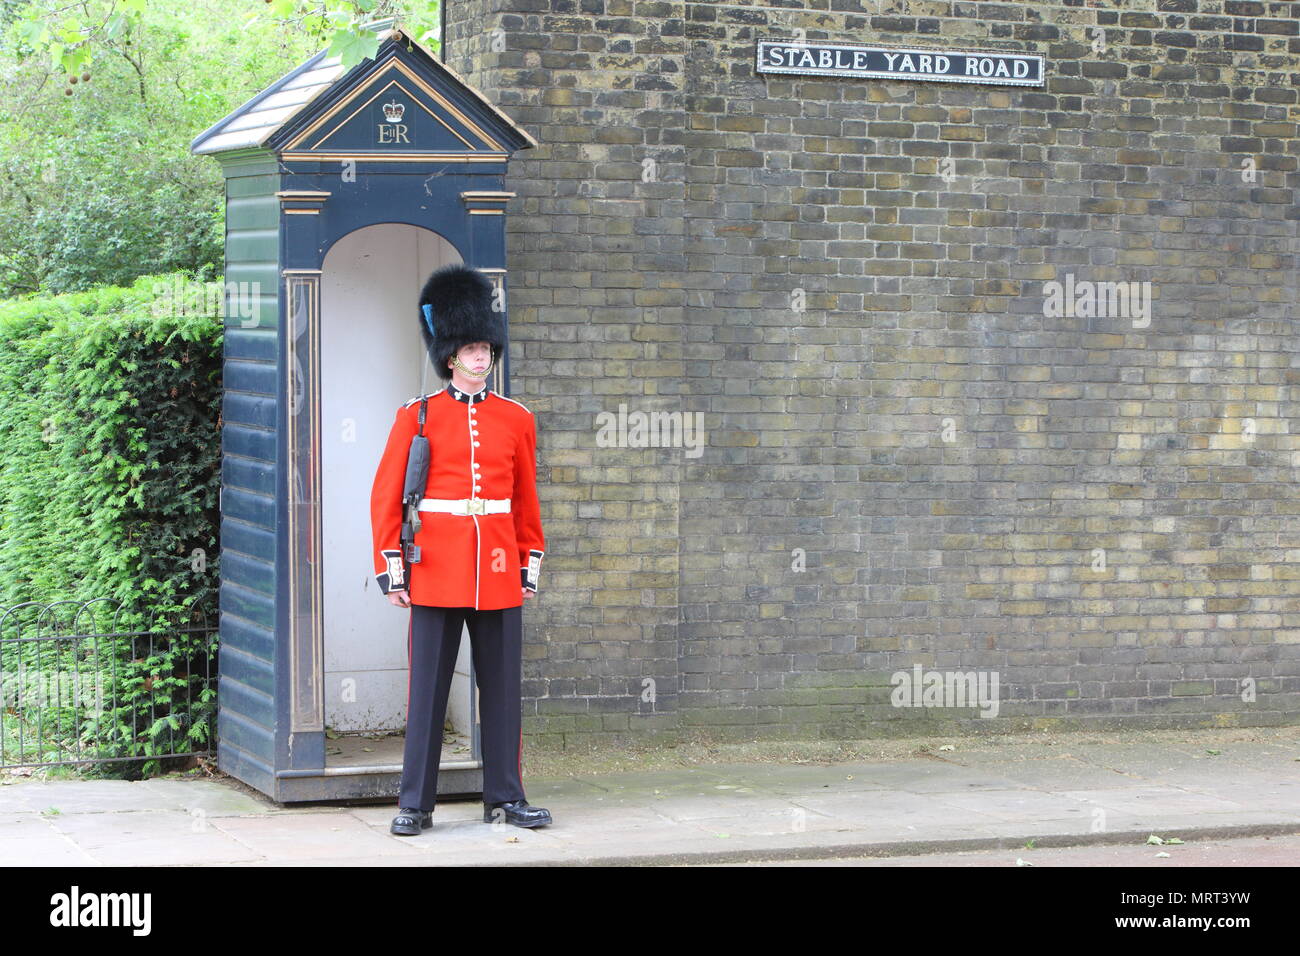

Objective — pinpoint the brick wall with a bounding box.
[444,0,1300,746]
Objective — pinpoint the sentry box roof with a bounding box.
[190,24,537,160]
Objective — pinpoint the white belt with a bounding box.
[418,497,511,516]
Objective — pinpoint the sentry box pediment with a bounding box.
[271,55,526,161]
[192,27,536,163]
[190,24,535,803]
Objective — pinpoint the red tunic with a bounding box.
[369,381,545,609]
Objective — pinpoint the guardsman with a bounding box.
[369,263,551,836]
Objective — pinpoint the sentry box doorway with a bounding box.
[190,24,536,803]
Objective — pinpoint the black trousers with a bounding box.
[398,603,527,811]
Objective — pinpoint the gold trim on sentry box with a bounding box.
[375,27,540,149]
[283,57,504,153]
[308,78,476,152]
[280,152,509,162]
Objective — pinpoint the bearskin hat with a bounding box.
[417,263,505,381]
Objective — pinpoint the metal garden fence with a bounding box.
[0,597,218,770]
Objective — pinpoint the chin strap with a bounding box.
[449,352,494,378]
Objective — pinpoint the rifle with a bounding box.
[399,395,431,588]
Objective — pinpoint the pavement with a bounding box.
[728,832,1300,866]
[2,730,1298,866]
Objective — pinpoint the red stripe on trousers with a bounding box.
[401,607,412,808]
[517,607,524,797]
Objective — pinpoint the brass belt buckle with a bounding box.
[466,497,484,514]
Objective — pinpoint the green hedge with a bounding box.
[0,271,223,777]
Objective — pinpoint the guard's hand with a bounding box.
[522,588,535,600]
[388,590,411,608]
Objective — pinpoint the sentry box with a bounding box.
[190,24,536,802]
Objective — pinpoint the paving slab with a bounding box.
[1056,785,1265,816]
[136,779,275,816]
[669,763,890,793]
[43,810,264,866]
[0,814,99,866]
[209,810,416,861]
[5,780,185,815]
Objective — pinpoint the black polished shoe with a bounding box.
[483,798,552,828]
[390,807,432,836]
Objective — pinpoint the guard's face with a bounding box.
[452,341,492,375]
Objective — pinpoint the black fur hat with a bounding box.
[417,264,505,381]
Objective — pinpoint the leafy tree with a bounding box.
[0,0,440,296]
